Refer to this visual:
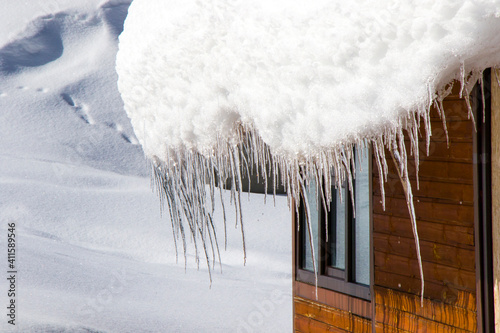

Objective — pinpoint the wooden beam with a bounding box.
[491,68,500,333]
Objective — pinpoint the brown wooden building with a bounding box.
[293,69,500,332]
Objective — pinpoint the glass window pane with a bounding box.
[302,179,319,272]
[354,148,370,285]
[329,184,345,269]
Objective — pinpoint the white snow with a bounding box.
[0,1,291,332]
[116,0,500,301]
[118,0,500,159]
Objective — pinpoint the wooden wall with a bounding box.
[292,203,373,332]
[372,85,477,332]
[294,282,372,332]
[294,83,479,332]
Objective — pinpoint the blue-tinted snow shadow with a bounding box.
[0,18,63,74]
[101,0,132,37]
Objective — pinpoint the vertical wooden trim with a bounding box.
[473,68,494,332]
[473,71,483,333]
[369,146,376,333]
[491,68,500,333]
[292,199,297,332]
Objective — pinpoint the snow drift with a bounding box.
[116,0,500,295]
[0,0,292,330]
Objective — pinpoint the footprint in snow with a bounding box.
[61,93,95,125]
[105,121,139,145]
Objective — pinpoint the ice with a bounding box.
[389,129,425,305]
[117,0,500,301]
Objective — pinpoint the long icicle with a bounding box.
[390,135,425,306]
[299,173,319,300]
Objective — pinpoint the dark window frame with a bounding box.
[295,148,372,301]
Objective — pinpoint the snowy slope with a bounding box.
[0,1,291,332]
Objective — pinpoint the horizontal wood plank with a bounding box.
[373,195,474,226]
[295,314,347,333]
[374,286,476,330]
[374,251,476,291]
[375,270,474,304]
[375,305,474,333]
[421,139,472,160]
[294,297,372,333]
[373,215,475,248]
[373,234,475,272]
[294,281,372,319]
[373,177,474,204]
[374,159,473,185]
[295,299,350,331]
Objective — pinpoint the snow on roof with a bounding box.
[118,0,500,158]
[116,0,500,290]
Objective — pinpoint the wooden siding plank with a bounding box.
[375,304,474,333]
[375,286,476,316]
[294,282,372,319]
[375,270,474,304]
[375,159,473,184]
[351,315,372,333]
[295,299,351,330]
[428,119,473,141]
[295,314,347,333]
[373,195,474,227]
[373,234,476,272]
[375,322,411,332]
[294,297,372,332]
[374,287,476,331]
[373,215,475,249]
[415,141,473,162]
[373,177,474,204]
[374,251,476,292]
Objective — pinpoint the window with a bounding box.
[296,147,371,300]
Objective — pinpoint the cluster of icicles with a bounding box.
[150,68,489,304]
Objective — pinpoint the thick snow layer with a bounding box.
[117,0,500,158]
[0,1,291,331]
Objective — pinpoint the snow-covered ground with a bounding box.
[0,1,292,332]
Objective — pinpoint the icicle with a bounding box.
[373,139,386,211]
[272,158,278,206]
[495,67,500,87]
[423,105,432,157]
[390,131,425,306]
[435,99,449,148]
[459,62,466,98]
[314,165,329,243]
[480,75,486,123]
[299,174,318,300]
[219,184,228,250]
[343,146,356,217]
[409,111,421,190]
[462,70,483,131]
[230,146,247,264]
